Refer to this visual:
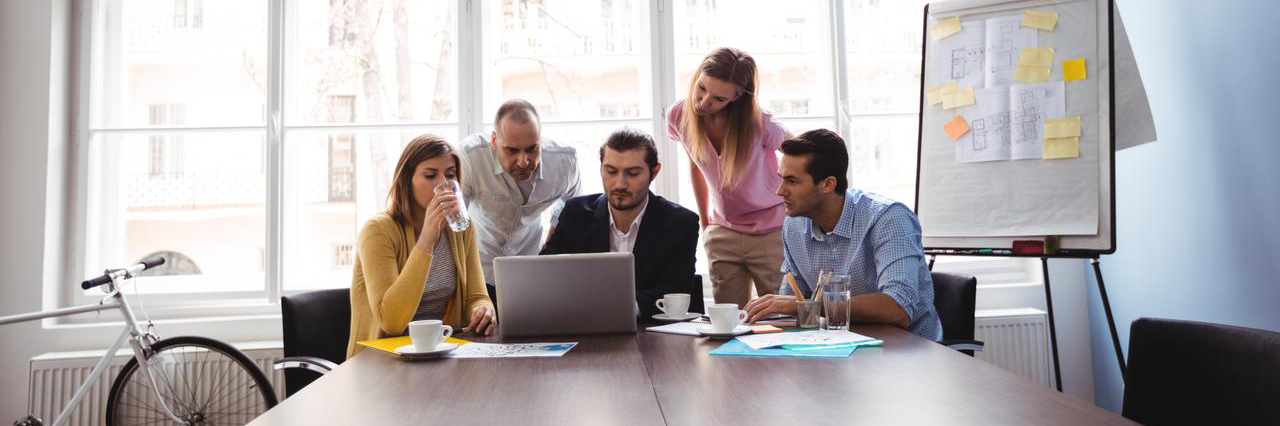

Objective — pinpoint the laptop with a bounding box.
[494,252,637,337]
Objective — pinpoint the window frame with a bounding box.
[67,0,1032,324]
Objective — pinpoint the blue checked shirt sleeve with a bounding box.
[869,205,927,323]
[779,234,796,297]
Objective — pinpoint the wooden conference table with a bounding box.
[248,324,1135,426]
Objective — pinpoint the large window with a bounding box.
[76,0,1014,318]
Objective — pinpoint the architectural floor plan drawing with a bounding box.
[955,82,1065,163]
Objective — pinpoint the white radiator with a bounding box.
[27,342,284,426]
[974,308,1055,389]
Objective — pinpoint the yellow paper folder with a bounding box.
[357,336,471,356]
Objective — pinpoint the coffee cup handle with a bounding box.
[442,325,453,338]
[655,299,666,314]
[736,310,748,324]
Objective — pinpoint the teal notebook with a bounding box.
[708,338,882,358]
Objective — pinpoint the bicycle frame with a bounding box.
[0,279,190,426]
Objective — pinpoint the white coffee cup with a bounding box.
[707,303,748,333]
[408,319,452,352]
[655,293,691,317]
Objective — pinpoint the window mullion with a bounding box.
[458,0,482,138]
[265,0,285,303]
[830,0,853,144]
[651,0,678,201]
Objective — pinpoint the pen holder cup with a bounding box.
[796,300,822,329]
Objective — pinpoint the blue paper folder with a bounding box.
[708,338,876,358]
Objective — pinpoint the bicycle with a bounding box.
[3,258,278,426]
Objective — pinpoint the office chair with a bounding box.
[273,288,351,397]
[1122,317,1280,426]
[930,271,984,355]
[690,274,707,315]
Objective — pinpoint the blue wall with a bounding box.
[1088,0,1280,412]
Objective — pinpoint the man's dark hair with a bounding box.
[780,129,849,193]
[599,127,659,174]
[493,99,540,131]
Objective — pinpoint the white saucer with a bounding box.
[696,325,751,338]
[652,312,702,322]
[395,342,458,358]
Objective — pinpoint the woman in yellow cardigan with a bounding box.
[347,134,497,359]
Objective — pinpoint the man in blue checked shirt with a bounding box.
[744,129,942,341]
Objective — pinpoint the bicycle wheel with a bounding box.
[106,336,278,425]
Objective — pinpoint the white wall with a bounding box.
[1084,0,1280,413]
[1,0,67,419]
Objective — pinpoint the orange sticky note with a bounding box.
[944,116,971,140]
[750,325,784,334]
[1063,58,1087,82]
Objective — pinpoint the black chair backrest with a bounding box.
[690,274,706,315]
[281,288,351,397]
[1122,317,1280,426]
[930,271,977,342]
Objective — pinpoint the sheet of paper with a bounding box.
[734,330,878,351]
[1045,116,1082,138]
[645,322,704,336]
[942,87,975,109]
[446,342,577,358]
[1018,47,1055,68]
[945,115,971,140]
[1010,82,1066,160]
[1021,10,1059,31]
[1063,58,1087,81]
[926,81,958,106]
[984,16,1038,88]
[930,16,963,41]
[955,87,1011,163]
[933,19,987,89]
[1043,137,1080,159]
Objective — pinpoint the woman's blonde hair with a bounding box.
[386,134,461,226]
[680,47,762,189]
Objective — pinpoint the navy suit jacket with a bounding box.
[541,192,700,317]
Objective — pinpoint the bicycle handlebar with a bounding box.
[81,257,166,290]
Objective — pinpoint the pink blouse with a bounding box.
[666,99,786,235]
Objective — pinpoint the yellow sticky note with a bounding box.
[926,81,958,106]
[944,116,971,140]
[1018,48,1056,68]
[1043,137,1080,159]
[1044,117,1082,138]
[930,17,963,41]
[942,87,975,109]
[1063,58,1087,82]
[1014,65,1051,83]
[1022,10,1059,31]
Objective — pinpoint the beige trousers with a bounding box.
[703,225,783,307]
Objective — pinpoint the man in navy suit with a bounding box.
[541,127,701,318]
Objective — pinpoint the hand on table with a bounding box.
[744,294,798,324]
[468,305,497,336]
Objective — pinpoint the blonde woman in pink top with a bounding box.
[666,47,789,307]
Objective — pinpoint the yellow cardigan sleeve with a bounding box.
[459,226,494,319]
[357,219,433,336]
